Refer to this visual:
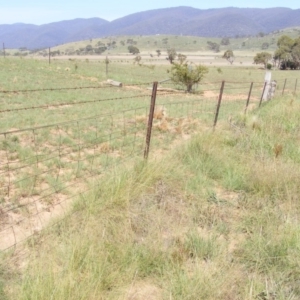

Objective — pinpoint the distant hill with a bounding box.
[0,18,109,50]
[1,6,300,49]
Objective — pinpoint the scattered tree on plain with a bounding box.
[162,38,169,45]
[133,55,141,64]
[128,45,140,55]
[221,38,230,46]
[261,42,269,50]
[169,62,208,93]
[222,50,235,65]
[167,48,177,64]
[94,46,107,54]
[207,41,220,52]
[85,45,93,52]
[177,53,187,64]
[127,39,137,45]
[156,49,161,57]
[253,52,272,69]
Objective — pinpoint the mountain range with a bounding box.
[1,6,300,50]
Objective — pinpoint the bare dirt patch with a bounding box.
[125,281,162,300]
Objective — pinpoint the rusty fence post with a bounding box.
[245,82,253,114]
[259,81,267,107]
[294,78,298,95]
[213,80,225,129]
[282,78,287,95]
[144,82,158,159]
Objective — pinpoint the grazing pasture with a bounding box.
[0,54,299,299]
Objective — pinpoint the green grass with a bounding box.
[43,28,300,54]
[0,52,300,299]
[1,93,300,299]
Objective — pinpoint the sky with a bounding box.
[0,0,299,25]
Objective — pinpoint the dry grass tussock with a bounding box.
[2,96,300,299]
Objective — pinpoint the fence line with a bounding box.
[0,94,152,114]
[0,78,297,115]
[0,77,297,252]
[0,81,155,94]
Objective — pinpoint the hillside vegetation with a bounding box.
[2,92,300,299]
[5,28,298,65]
[1,6,300,49]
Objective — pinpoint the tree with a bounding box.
[291,37,300,67]
[128,45,140,55]
[94,46,107,54]
[277,35,294,50]
[133,55,141,64]
[156,49,161,57]
[169,62,208,93]
[85,45,93,52]
[261,42,269,50]
[274,35,300,70]
[222,50,235,65]
[207,41,220,52]
[221,38,230,46]
[177,53,187,64]
[253,52,272,68]
[167,48,177,64]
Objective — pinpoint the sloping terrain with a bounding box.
[1,6,300,49]
[0,18,109,50]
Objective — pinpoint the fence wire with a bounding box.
[0,78,296,252]
[0,105,150,251]
[0,81,154,94]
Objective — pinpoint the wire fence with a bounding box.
[0,77,298,252]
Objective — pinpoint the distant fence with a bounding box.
[0,77,298,252]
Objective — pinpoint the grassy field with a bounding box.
[5,27,300,67]
[0,53,299,299]
[1,93,300,299]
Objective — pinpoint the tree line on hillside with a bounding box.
[252,35,300,69]
[220,35,300,70]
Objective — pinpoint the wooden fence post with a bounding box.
[105,56,109,78]
[282,78,287,95]
[144,82,158,159]
[259,82,267,107]
[213,80,225,129]
[245,82,253,114]
[294,78,298,95]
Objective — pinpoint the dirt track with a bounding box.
[36,53,256,67]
